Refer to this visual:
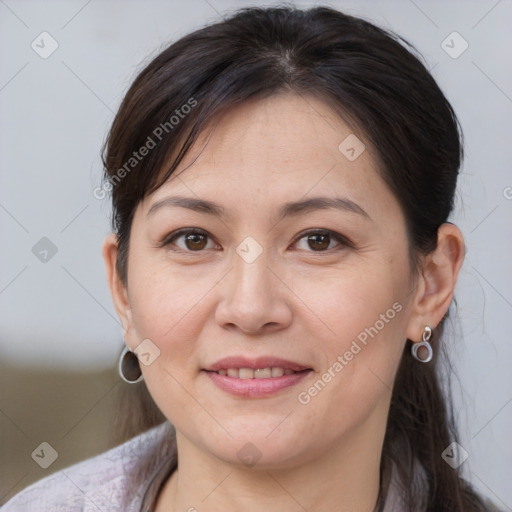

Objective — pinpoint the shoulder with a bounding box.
[1,422,172,512]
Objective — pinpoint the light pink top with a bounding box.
[2,422,174,512]
[4,421,490,511]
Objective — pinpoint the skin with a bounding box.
[103,93,465,512]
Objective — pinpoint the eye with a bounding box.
[161,228,351,253]
[293,229,351,252]
[162,229,219,252]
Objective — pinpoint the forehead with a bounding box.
[182,94,366,176]
[141,93,398,222]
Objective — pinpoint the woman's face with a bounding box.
[118,94,420,468]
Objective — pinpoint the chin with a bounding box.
[190,416,316,469]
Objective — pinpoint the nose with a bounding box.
[214,249,293,335]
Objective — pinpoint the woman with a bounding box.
[2,5,501,512]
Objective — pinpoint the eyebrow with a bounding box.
[277,196,370,221]
[147,196,225,218]
[146,195,370,221]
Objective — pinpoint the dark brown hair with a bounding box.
[103,6,496,511]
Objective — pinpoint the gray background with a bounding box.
[0,0,511,508]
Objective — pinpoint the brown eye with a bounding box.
[184,232,208,250]
[164,229,217,252]
[293,230,350,252]
[307,233,331,251]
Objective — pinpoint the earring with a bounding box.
[411,325,433,363]
[118,346,143,383]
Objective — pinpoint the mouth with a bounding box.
[212,366,303,378]
[203,356,313,397]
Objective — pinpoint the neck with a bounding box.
[156,413,386,512]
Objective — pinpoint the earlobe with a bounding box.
[102,233,133,338]
[406,223,465,341]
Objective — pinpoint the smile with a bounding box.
[203,356,313,397]
[215,367,297,379]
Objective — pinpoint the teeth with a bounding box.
[239,368,254,379]
[254,368,271,379]
[271,367,284,377]
[217,367,297,378]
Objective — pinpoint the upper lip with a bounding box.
[205,356,311,372]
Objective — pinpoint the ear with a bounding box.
[102,233,137,347]
[406,223,465,341]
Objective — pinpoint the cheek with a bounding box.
[126,265,219,426]
[289,260,409,410]
[292,259,407,344]
[127,258,223,365]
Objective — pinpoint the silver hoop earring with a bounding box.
[118,346,143,384]
[411,325,433,363]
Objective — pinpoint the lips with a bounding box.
[217,367,295,379]
[205,356,311,374]
[203,356,312,397]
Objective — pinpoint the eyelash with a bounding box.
[160,228,353,254]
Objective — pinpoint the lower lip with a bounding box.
[204,370,312,398]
